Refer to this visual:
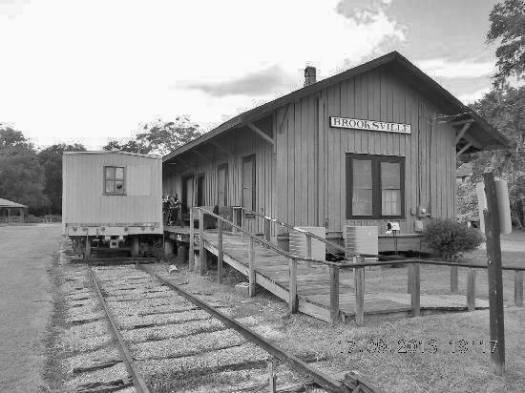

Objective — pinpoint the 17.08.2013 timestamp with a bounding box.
[338,337,498,355]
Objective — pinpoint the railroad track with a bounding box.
[83,263,381,393]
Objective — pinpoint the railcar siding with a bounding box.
[63,153,162,226]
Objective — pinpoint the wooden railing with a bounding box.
[231,206,380,259]
[190,207,525,326]
[190,206,340,315]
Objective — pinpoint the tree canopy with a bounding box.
[464,86,525,227]
[0,126,49,210]
[487,0,525,86]
[38,143,86,214]
[103,116,202,155]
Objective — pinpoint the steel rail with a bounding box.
[138,264,381,393]
[88,268,151,393]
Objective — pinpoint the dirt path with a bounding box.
[0,224,62,392]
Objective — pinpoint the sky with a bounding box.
[0,0,500,149]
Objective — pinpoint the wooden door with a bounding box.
[242,155,256,210]
[217,164,228,207]
[183,176,194,212]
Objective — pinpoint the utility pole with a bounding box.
[483,172,505,376]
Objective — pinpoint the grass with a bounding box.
[277,308,525,393]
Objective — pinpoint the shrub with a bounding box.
[422,219,484,260]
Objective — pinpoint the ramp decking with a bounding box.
[167,225,490,323]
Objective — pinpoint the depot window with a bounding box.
[104,166,126,195]
[346,154,404,219]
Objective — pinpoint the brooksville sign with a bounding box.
[330,116,411,134]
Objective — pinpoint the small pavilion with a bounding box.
[0,198,27,223]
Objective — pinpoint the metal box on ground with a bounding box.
[345,225,379,262]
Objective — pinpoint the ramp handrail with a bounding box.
[193,206,343,267]
[232,206,378,259]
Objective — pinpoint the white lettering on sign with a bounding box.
[330,116,411,134]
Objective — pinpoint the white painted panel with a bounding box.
[128,165,151,196]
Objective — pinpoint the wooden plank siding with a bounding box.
[274,67,456,239]
[163,123,277,234]
[163,66,457,246]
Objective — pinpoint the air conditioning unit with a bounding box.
[345,225,378,258]
[289,226,326,261]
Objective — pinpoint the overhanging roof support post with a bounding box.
[455,122,472,145]
[247,123,275,146]
[457,142,473,157]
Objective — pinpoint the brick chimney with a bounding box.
[304,66,316,86]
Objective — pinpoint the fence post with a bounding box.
[354,258,365,326]
[264,217,271,244]
[288,257,298,313]
[329,266,340,324]
[199,209,206,275]
[248,237,256,297]
[467,269,476,311]
[189,208,195,270]
[232,207,238,234]
[407,264,413,293]
[450,266,458,293]
[409,263,420,317]
[515,270,523,307]
[240,210,245,239]
[483,172,505,376]
[306,234,312,268]
[217,219,223,284]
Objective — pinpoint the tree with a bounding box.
[469,86,525,227]
[103,116,202,156]
[136,116,202,156]
[0,125,49,210]
[38,143,86,214]
[487,0,525,86]
[103,139,151,154]
[0,126,29,149]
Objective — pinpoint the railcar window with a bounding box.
[104,166,126,195]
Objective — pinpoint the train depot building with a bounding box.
[162,51,508,254]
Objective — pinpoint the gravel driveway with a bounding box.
[0,224,62,392]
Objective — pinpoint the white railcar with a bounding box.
[62,151,163,256]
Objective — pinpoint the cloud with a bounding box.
[458,87,491,104]
[0,0,406,149]
[180,65,295,97]
[416,58,495,79]
[0,0,30,19]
